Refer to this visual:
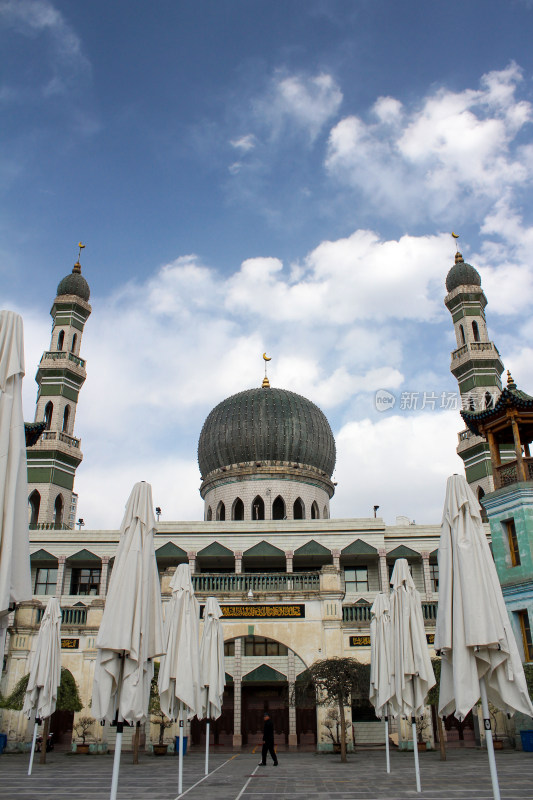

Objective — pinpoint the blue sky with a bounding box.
[3,0,533,528]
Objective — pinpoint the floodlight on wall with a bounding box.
[155,506,162,522]
[77,518,85,530]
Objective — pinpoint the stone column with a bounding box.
[100,556,110,596]
[233,637,242,748]
[55,555,66,597]
[285,551,293,573]
[235,552,243,574]
[421,551,432,599]
[378,548,389,593]
[287,649,297,747]
[187,552,196,573]
[332,549,340,572]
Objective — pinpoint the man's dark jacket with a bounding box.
[263,718,274,744]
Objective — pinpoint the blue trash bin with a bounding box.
[174,735,188,755]
[0,733,7,754]
[520,730,533,752]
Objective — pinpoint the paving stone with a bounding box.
[0,749,532,800]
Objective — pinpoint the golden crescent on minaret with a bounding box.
[263,353,272,361]
[451,232,459,239]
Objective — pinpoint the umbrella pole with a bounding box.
[27,719,40,776]
[411,717,421,793]
[110,716,124,800]
[385,712,390,774]
[178,702,184,796]
[479,676,501,800]
[205,719,210,776]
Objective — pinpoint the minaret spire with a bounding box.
[26,247,91,530]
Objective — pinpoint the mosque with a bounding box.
[2,249,532,753]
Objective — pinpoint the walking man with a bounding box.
[259,711,278,766]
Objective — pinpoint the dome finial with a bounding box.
[452,231,460,253]
[73,242,85,274]
[262,352,272,389]
[507,370,517,389]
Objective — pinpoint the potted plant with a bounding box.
[415,715,430,751]
[149,671,172,756]
[489,703,504,749]
[323,708,343,752]
[74,716,95,754]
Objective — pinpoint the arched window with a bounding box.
[232,498,244,521]
[29,490,40,526]
[323,505,329,519]
[54,494,63,529]
[459,324,465,345]
[71,333,78,353]
[57,330,65,350]
[44,401,53,430]
[485,391,494,410]
[206,506,212,521]
[216,501,225,521]
[311,501,319,519]
[62,405,70,433]
[472,321,480,342]
[272,495,285,520]
[252,495,265,520]
[478,487,488,523]
[293,498,304,520]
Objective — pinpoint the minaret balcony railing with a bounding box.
[494,457,533,489]
[40,430,80,448]
[191,572,320,594]
[452,341,500,360]
[41,350,86,369]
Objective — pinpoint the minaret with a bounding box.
[27,247,91,529]
[444,250,513,503]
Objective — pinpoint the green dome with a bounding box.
[56,263,90,302]
[198,387,336,478]
[445,253,481,293]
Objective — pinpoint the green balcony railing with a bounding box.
[342,601,438,624]
[37,607,87,625]
[191,572,319,593]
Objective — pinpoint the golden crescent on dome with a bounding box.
[263,353,272,361]
[451,232,460,239]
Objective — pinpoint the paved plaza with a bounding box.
[1,749,533,800]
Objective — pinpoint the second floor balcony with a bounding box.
[190,571,320,595]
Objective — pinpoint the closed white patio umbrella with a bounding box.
[158,562,202,795]
[390,558,435,793]
[369,592,393,773]
[199,596,225,776]
[92,481,165,800]
[0,311,32,666]
[23,596,62,775]
[435,474,533,800]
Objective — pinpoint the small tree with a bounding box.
[426,657,446,760]
[300,657,369,763]
[74,715,95,745]
[1,668,82,763]
[149,662,172,746]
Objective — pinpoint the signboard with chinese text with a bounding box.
[200,604,305,619]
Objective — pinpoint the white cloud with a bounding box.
[325,63,532,221]
[230,134,256,152]
[333,411,463,523]
[255,71,343,141]
[0,0,90,98]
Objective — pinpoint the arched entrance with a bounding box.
[191,635,316,749]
